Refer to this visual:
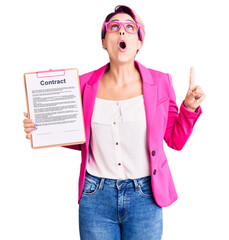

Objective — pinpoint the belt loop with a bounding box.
[133,179,140,192]
[98,177,105,191]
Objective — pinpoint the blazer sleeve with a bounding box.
[163,73,203,150]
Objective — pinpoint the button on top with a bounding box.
[152,150,156,156]
[153,169,157,175]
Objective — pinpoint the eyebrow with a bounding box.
[110,19,135,23]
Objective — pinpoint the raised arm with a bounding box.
[163,70,205,150]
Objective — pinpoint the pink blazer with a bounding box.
[64,60,202,207]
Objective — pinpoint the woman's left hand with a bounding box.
[184,67,206,112]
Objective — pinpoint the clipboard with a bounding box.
[24,68,86,149]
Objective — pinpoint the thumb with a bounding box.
[23,112,28,118]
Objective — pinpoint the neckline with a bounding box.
[95,94,143,102]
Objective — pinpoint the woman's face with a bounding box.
[102,13,142,65]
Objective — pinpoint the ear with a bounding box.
[137,40,143,51]
[102,39,107,49]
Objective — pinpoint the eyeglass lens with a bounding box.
[107,22,138,33]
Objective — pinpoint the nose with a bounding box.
[119,25,125,35]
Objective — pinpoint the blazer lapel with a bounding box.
[82,61,157,151]
[135,61,157,148]
[82,64,109,148]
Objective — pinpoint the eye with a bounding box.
[111,24,119,30]
[126,24,134,31]
[108,23,119,31]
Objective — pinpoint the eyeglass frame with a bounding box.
[104,21,141,35]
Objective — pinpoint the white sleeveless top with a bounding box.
[86,95,151,179]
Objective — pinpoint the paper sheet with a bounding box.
[24,68,85,148]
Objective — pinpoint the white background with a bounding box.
[0,0,228,239]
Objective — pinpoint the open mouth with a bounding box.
[119,40,126,50]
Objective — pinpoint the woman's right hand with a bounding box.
[23,112,37,139]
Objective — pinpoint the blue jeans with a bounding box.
[79,171,163,240]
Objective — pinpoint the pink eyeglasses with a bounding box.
[104,21,141,34]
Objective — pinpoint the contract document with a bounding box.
[24,68,86,149]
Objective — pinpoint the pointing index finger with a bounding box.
[189,66,195,90]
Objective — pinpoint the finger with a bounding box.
[192,85,202,95]
[196,92,206,103]
[189,66,195,90]
[23,118,34,124]
[24,122,36,128]
[195,88,204,97]
[24,128,36,133]
[187,85,202,99]
[26,133,32,139]
[23,112,29,118]
[187,88,197,99]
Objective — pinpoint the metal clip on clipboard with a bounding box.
[36,69,66,78]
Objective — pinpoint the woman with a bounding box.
[23,5,206,240]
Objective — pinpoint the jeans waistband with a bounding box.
[85,171,151,190]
